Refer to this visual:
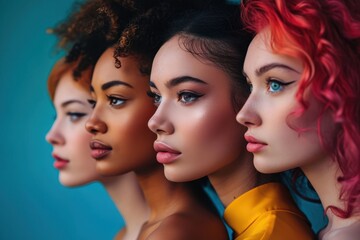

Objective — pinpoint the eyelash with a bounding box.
[146,90,203,106]
[266,78,295,94]
[177,91,203,104]
[247,78,295,94]
[147,90,161,106]
[88,99,96,109]
[107,95,127,107]
[66,112,87,122]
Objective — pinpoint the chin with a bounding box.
[164,169,196,183]
[59,175,95,187]
[95,162,124,176]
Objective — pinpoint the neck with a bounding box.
[135,164,192,221]
[101,172,149,238]
[302,155,358,233]
[208,151,270,206]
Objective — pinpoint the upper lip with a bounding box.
[52,153,69,162]
[89,140,112,150]
[153,141,181,154]
[244,135,267,145]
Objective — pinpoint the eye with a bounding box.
[147,90,161,106]
[267,79,283,93]
[107,95,126,107]
[246,81,253,92]
[266,78,295,94]
[178,91,203,104]
[66,112,87,122]
[88,99,96,109]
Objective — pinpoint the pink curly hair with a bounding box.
[241,0,360,217]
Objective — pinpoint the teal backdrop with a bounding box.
[0,0,326,239]
[0,0,125,239]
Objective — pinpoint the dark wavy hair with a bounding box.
[125,4,252,111]
[113,0,227,75]
[242,0,360,218]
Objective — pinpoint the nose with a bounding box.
[45,120,65,145]
[148,105,174,135]
[236,94,262,127]
[85,111,107,135]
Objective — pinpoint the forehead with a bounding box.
[53,72,90,104]
[92,48,147,87]
[244,28,303,73]
[152,36,230,82]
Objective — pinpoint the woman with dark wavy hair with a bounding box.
[237,0,360,239]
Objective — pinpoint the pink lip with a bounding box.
[90,140,112,160]
[52,154,69,169]
[153,141,181,164]
[244,135,268,153]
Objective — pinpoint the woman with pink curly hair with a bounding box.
[237,0,360,239]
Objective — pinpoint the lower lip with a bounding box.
[91,149,111,160]
[54,160,69,169]
[246,143,267,153]
[156,152,180,164]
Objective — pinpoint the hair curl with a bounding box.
[49,0,153,78]
[242,0,360,218]
[118,3,252,111]
[113,0,228,75]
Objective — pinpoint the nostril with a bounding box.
[156,128,165,134]
[89,128,98,134]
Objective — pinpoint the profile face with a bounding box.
[85,48,157,176]
[148,35,247,182]
[46,70,100,187]
[236,28,332,174]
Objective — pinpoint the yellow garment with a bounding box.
[223,183,315,240]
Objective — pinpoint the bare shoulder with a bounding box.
[146,212,228,240]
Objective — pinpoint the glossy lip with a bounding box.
[153,141,181,164]
[89,140,112,160]
[244,135,268,153]
[52,154,69,169]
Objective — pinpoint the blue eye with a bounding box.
[178,91,203,104]
[266,78,296,94]
[147,91,161,106]
[108,96,126,107]
[268,80,283,93]
[67,112,87,122]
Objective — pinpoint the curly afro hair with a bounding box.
[50,0,227,78]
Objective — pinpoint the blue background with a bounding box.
[0,0,326,239]
[0,1,124,239]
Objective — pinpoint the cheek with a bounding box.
[118,102,156,137]
[183,102,245,154]
[71,126,93,158]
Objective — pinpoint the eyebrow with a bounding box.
[61,100,86,107]
[101,80,133,90]
[149,76,207,90]
[256,63,300,76]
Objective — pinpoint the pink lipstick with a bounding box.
[53,154,69,169]
[244,135,267,153]
[153,141,181,164]
[90,140,112,160]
